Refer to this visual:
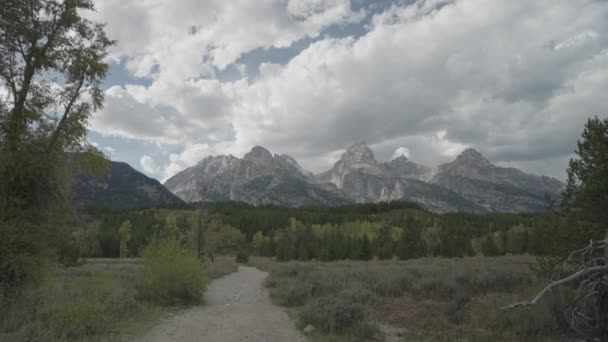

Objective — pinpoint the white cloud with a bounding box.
[89,0,608,180]
[90,0,363,73]
[161,143,233,181]
[140,155,159,175]
[103,146,116,154]
[392,147,410,160]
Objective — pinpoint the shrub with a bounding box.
[337,285,378,305]
[300,294,366,334]
[236,250,249,263]
[445,292,471,324]
[52,302,109,338]
[502,299,559,337]
[137,238,206,305]
[282,281,310,306]
[367,270,414,297]
[1,267,139,341]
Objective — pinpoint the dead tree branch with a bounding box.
[502,233,608,339]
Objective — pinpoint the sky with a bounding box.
[85,0,608,181]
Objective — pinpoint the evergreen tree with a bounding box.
[562,116,608,232]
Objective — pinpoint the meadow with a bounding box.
[252,255,571,342]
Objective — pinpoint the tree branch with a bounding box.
[46,73,85,153]
[501,265,608,310]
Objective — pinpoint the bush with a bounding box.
[300,294,366,334]
[52,302,109,338]
[445,292,471,324]
[1,267,139,341]
[236,250,249,263]
[137,238,206,305]
[337,285,378,305]
[282,281,310,307]
[367,270,414,297]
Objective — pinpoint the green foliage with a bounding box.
[421,224,441,257]
[0,263,140,341]
[0,214,50,301]
[73,223,102,257]
[137,238,206,305]
[505,224,528,254]
[563,116,608,229]
[91,208,195,257]
[118,220,132,258]
[0,0,114,297]
[205,221,246,255]
[206,200,421,239]
[358,235,372,260]
[236,250,249,263]
[252,231,273,256]
[52,231,80,267]
[52,302,110,338]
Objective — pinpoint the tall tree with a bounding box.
[562,116,608,230]
[0,0,114,298]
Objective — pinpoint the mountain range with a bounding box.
[163,142,564,213]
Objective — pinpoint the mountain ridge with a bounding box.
[72,160,184,209]
[163,143,564,213]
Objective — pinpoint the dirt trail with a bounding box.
[138,266,306,342]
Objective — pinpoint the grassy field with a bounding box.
[251,256,571,342]
[0,256,237,342]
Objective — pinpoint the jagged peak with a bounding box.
[453,148,491,166]
[341,141,377,164]
[244,146,273,163]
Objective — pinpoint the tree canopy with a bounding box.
[0,0,114,299]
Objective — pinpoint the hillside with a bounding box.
[72,160,183,209]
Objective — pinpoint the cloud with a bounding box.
[90,0,363,73]
[140,155,160,175]
[89,0,608,180]
[392,147,410,160]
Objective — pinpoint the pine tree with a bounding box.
[562,116,608,232]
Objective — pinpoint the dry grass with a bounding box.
[1,255,238,342]
[251,256,568,342]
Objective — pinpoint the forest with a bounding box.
[76,199,603,263]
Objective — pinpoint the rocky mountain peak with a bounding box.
[341,141,377,165]
[453,148,492,167]
[385,154,434,182]
[391,155,409,163]
[163,142,564,214]
[244,146,273,164]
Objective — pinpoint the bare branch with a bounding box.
[501,265,608,310]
